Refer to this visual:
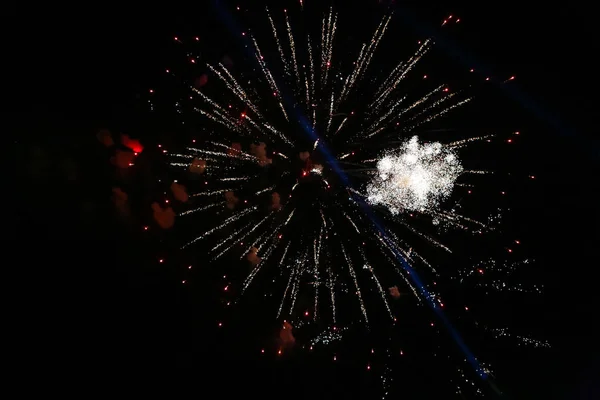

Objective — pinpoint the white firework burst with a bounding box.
[366,136,463,214]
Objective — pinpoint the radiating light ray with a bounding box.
[489,328,551,348]
[477,280,543,294]
[374,235,423,304]
[179,201,225,217]
[312,226,323,321]
[289,251,309,315]
[339,15,391,105]
[371,39,432,112]
[208,62,262,119]
[266,7,290,77]
[398,85,445,118]
[211,219,256,252]
[181,207,257,249]
[186,146,255,162]
[320,8,336,85]
[333,117,348,135]
[398,219,452,252]
[192,89,242,132]
[212,211,277,260]
[362,96,406,139]
[242,229,284,293]
[250,35,289,121]
[360,247,393,320]
[344,213,361,233]
[404,97,473,131]
[285,11,300,88]
[307,35,316,108]
[326,92,335,135]
[327,264,337,324]
[341,243,369,325]
[191,188,237,198]
[278,262,297,318]
[447,135,495,149]
[217,176,256,182]
[461,170,494,175]
[255,186,276,195]
[239,210,280,258]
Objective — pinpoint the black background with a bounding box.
[6,1,598,398]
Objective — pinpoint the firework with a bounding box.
[145,3,543,394]
[366,136,463,214]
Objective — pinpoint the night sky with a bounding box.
[7,1,598,398]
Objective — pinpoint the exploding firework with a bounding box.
[141,3,545,394]
[366,136,463,214]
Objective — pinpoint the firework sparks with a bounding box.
[149,5,543,393]
[366,136,463,214]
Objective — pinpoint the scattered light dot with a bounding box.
[218,322,222,327]
[182,280,186,284]
[159,259,164,263]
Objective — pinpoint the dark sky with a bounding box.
[6,1,598,398]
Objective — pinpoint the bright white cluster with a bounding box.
[366,136,462,214]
